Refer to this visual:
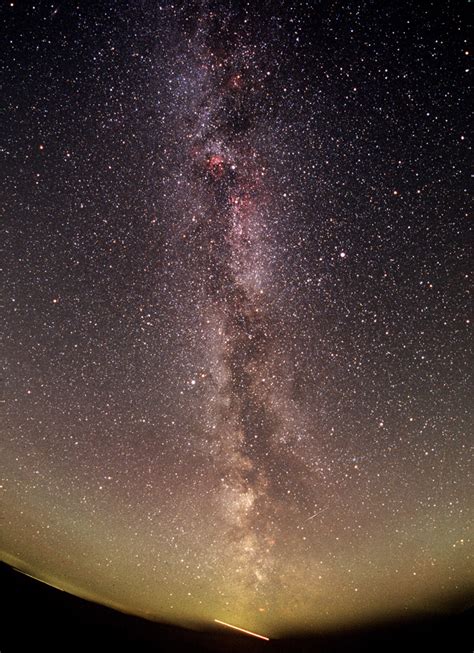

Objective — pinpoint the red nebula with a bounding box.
[228,73,244,90]
[207,154,225,179]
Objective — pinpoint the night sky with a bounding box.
[1,0,472,638]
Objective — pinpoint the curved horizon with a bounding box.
[1,0,472,638]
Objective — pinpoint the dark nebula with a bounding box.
[1,0,472,637]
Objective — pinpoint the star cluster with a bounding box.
[1,0,472,637]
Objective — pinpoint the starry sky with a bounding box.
[1,0,472,638]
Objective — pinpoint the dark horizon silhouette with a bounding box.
[2,1,471,643]
[1,562,472,652]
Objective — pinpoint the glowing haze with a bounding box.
[1,1,472,637]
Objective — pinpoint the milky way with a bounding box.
[1,0,472,637]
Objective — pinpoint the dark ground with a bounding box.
[0,562,471,652]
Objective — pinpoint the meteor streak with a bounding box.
[305,506,329,521]
[214,619,270,641]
